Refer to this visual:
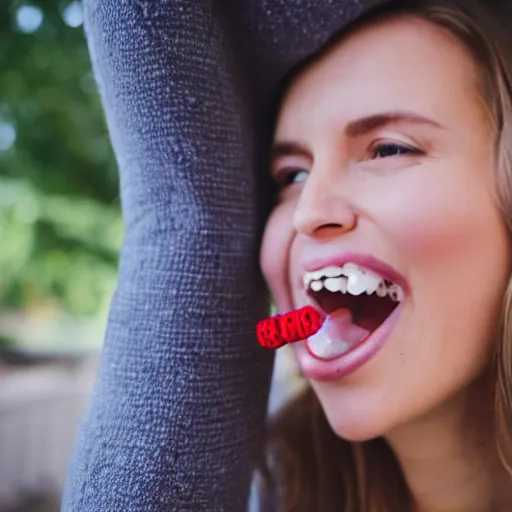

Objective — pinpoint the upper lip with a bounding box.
[300,252,409,293]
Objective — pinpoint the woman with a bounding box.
[260,1,512,510]
[64,0,512,511]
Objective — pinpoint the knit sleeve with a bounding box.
[62,1,387,511]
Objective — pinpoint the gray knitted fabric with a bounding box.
[62,1,387,511]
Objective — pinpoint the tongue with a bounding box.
[306,308,370,360]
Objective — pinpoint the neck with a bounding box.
[386,375,511,512]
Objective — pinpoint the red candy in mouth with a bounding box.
[256,306,324,349]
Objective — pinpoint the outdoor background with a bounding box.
[0,1,120,510]
[1,0,121,356]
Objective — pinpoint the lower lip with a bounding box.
[293,303,403,382]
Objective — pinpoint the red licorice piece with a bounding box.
[257,306,323,349]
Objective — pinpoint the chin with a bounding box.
[328,417,388,443]
[312,385,396,443]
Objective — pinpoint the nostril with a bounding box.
[321,223,345,230]
[293,199,357,236]
[293,214,346,236]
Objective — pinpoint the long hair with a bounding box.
[262,1,512,510]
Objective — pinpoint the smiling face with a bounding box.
[260,13,512,441]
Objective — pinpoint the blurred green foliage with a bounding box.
[0,0,121,323]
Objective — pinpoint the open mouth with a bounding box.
[303,263,404,359]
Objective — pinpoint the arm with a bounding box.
[62,1,387,510]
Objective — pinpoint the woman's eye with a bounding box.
[370,142,420,159]
[276,168,309,189]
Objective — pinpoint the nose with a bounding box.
[293,167,357,237]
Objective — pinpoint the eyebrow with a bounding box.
[271,111,446,160]
[271,141,311,161]
[345,111,446,137]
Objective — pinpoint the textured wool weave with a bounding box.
[62,1,388,510]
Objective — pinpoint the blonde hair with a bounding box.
[263,1,512,510]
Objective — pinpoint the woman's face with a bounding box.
[260,13,512,441]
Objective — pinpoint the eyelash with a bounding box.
[274,168,308,190]
[274,142,423,190]
[368,141,422,159]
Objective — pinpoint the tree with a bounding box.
[0,0,120,348]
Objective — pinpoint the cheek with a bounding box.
[369,164,511,393]
[260,201,296,311]
[368,164,510,281]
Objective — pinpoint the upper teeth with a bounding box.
[303,263,404,302]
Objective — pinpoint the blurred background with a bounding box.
[0,1,121,509]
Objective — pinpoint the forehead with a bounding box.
[276,14,484,136]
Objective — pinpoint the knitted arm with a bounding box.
[62,1,386,510]
[63,2,273,510]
